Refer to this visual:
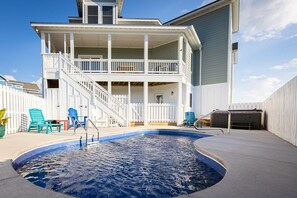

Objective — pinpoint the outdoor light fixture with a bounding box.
[171,91,174,95]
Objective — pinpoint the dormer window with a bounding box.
[102,6,113,24]
[83,2,117,25]
[88,6,98,24]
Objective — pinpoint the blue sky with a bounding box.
[0,0,296,103]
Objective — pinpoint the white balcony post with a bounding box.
[178,35,183,75]
[144,34,149,74]
[64,33,67,58]
[143,81,148,126]
[108,81,112,94]
[128,82,131,126]
[47,33,51,54]
[108,34,112,74]
[70,33,75,64]
[41,32,46,54]
[176,82,183,125]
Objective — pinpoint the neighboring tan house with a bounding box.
[0,74,41,97]
[31,0,240,127]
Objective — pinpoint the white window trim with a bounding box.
[83,2,117,24]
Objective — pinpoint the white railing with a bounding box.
[230,102,263,110]
[130,103,143,122]
[129,103,176,123]
[111,59,144,73]
[114,95,128,105]
[74,59,108,73]
[148,60,179,74]
[43,53,59,69]
[0,84,46,135]
[56,53,128,126]
[148,103,176,123]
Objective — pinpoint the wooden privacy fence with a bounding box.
[0,84,46,135]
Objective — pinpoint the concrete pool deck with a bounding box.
[0,127,296,198]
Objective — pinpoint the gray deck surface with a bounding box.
[0,127,296,198]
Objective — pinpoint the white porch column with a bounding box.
[64,34,67,57]
[176,82,183,125]
[143,81,148,126]
[144,34,149,74]
[107,81,112,94]
[47,33,51,54]
[70,33,75,64]
[178,35,184,74]
[127,82,131,126]
[108,34,112,74]
[41,32,46,54]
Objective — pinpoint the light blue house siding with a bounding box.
[182,6,230,86]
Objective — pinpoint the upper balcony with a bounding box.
[33,23,200,80]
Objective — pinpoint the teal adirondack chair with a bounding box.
[28,108,62,134]
[184,112,197,127]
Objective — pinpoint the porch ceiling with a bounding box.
[48,33,178,51]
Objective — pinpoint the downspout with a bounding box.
[227,3,233,109]
[199,47,203,116]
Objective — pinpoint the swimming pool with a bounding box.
[13,130,225,198]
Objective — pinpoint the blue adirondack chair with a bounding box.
[184,111,197,127]
[68,108,88,129]
[28,108,62,134]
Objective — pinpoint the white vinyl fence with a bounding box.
[0,84,46,135]
[148,103,176,123]
[130,103,176,123]
[230,102,263,110]
[263,76,297,146]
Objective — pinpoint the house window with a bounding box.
[190,93,193,108]
[47,79,59,88]
[88,6,98,24]
[156,95,163,104]
[102,6,113,24]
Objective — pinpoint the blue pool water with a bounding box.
[15,133,224,198]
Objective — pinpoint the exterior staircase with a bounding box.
[53,53,128,126]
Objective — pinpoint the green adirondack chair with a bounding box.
[28,108,62,134]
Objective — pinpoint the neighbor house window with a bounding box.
[102,6,113,24]
[88,6,98,24]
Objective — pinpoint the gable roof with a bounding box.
[8,80,40,91]
[165,0,240,33]
[76,0,124,17]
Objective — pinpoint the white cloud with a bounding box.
[241,0,297,41]
[200,0,215,7]
[3,75,16,81]
[181,9,189,14]
[235,75,282,102]
[11,69,17,73]
[31,78,42,89]
[270,58,297,70]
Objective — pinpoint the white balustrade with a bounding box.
[74,59,108,73]
[111,59,144,73]
[148,60,179,74]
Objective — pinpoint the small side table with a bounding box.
[56,120,68,131]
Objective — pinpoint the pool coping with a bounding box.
[1,127,297,198]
